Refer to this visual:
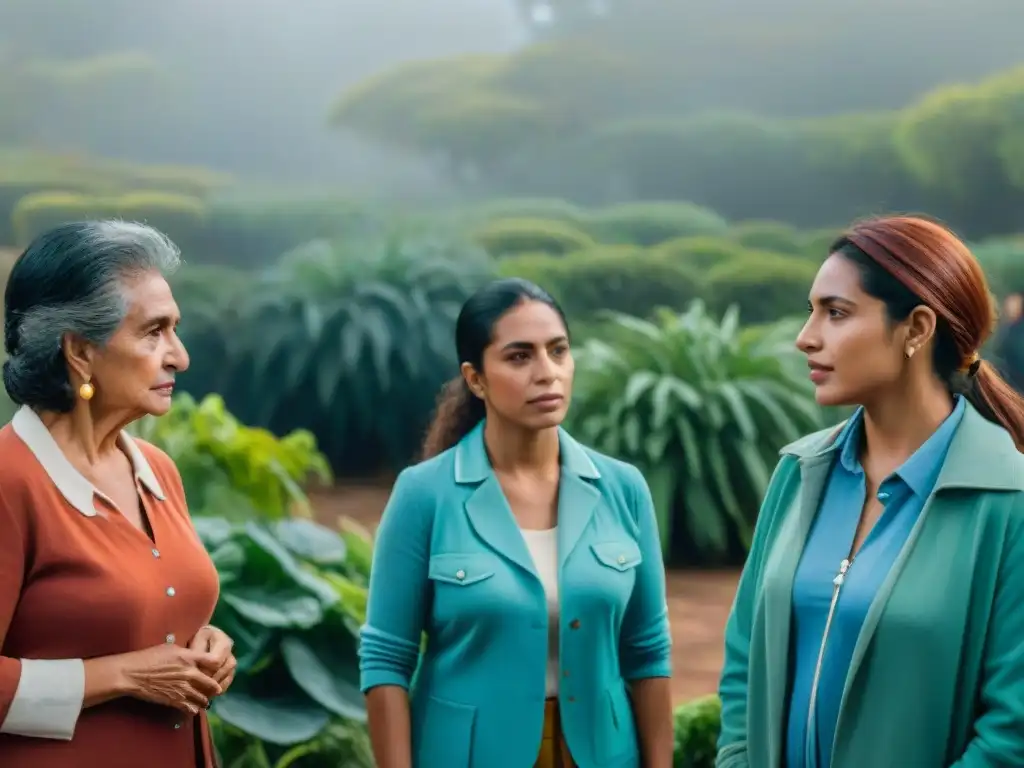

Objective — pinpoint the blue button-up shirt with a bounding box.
[785,396,966,768]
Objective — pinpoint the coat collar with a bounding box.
[12,405,165,517]
[453,421,601,484]
[779,398,1024,493]
[453,421,601,575]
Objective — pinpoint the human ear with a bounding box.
[902,305,938,360]
[61,333,95,385]
[460,361,485,400]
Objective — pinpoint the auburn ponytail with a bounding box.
[964,361,1024,451]
[420,377,486,460]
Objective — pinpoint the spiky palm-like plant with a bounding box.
[569,301,823,562]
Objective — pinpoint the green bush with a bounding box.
[132,393,332,521]
[472,216,595,257]
[706,254,819,325]
[972,237,1024,299]
[11,190,207,249]
[585,201,730,246]
[730,220,805,256]
[459,197,589,226]
[673,695,721,768]
[797,227,842,261]
[569,302,822,563]
[650,236,746,271]
[136,394,373,767]
[0,149,229,247]
[192,196,386,268]
[177,229,496,475]
[499,249,702,321]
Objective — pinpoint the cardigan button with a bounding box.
[617,554,626,564]
[569,619,580,630]
[455,570,466,581]
[166,587,176,597]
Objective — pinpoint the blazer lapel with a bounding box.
[464,474,538,576]
[454,424,603,577]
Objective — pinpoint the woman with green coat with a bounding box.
[716,215,1024,768]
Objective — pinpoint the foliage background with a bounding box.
[5,2,1024,765]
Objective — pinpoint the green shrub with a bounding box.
[673,695,721,768]
[730,220,804,256]
[132,393,332,521]
[472,216,595,257]
[499,249,702,321]
[459,197,589,226]
[136,393,373,766]
[585,201,730,246]
[11,190,207,249]
[0,181,94,245]
[177,230,495,475]
[0,149,229,247]
[192,196,385,268]
[972,237,1024,299]
[799,227,842,261]
[569,303,821,562]
[650,236,745,271]
[706,254,819,325]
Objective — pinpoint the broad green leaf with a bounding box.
[222,589,324,630]
[280,634,367,722]
[273,519,348,567]
[213,688,329,746]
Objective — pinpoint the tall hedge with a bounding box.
[499,248,703,321]
[11,191,207,249]
[707,254,819,324]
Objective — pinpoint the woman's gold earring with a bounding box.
[79,381,95,401]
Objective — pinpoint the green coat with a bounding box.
[716,401,1024,768]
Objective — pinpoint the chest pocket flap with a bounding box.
[591,539,643,572]
[428,552,497,586]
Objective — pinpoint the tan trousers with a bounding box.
[534,699,576,768]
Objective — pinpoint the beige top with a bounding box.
[520,526,560,697]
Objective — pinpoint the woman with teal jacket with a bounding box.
[359,278,674,768]
[717,215,1024,768]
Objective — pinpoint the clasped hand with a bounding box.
[124,626,237,715]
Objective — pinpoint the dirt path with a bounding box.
[311,484,740,704]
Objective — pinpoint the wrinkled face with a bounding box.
[796,254,929,407]
[464,300,573,431]
[73,271,189,418]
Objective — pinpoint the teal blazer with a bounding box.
[359,422,672,768]
[717,400,1024,767]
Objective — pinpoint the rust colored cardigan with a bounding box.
[0,407,221,767]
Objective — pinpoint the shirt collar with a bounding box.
[835,395,967,497]
[12,405,165,517]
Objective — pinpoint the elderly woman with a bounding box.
[0,221,236,767]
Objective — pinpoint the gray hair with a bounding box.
[3,220,182,412]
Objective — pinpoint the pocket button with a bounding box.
[456,569,466,581]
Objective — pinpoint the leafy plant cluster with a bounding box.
[139,393,375,768]
[568,303,822,565]
[172,225,495,476]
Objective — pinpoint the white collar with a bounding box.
[12,405,165,517]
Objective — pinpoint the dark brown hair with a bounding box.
[420,278,568,460]
[832,214,1024,450]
